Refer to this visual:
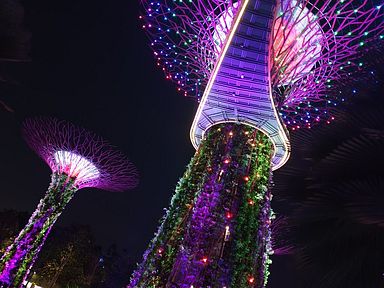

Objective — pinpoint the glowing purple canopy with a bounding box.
[23,117,138,191]
[140,0,384,128]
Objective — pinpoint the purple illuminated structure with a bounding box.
[131,0,384,287]
[0,118,138,288]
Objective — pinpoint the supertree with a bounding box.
[130,0,384,287]
[0,117,138,288]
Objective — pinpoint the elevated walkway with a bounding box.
[190,0,290,170]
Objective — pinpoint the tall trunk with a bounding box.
[0,173,78,288]
[129,123,274,288]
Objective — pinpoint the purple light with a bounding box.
[129,124,274,287]
[134,0,384,286]
[0,117,138,287]
[22,117,138,191]
[140,0,384,127]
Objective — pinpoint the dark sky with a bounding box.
[0,0,297,286]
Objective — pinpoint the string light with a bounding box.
[140,0,384,129]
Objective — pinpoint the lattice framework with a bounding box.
[141,0,384,127]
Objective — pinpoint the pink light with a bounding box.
[140,0,384,128]
[22,117,138,191]
[273,0,324,84]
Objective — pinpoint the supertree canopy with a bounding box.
[0,117,138,288]
[131,0,384,287]
[141,0,384,129]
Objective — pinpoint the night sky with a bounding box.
[0,0,314,286]
[1,0,196,258]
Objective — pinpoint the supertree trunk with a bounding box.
[0,173,78,288]
[130,123,275,288]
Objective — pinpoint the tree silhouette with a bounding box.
[31,225,103,288]
[274,77,384,287]
[0,210,28,255]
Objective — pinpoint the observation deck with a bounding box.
[190,0,290,170]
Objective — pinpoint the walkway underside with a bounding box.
[191,0,290,170]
